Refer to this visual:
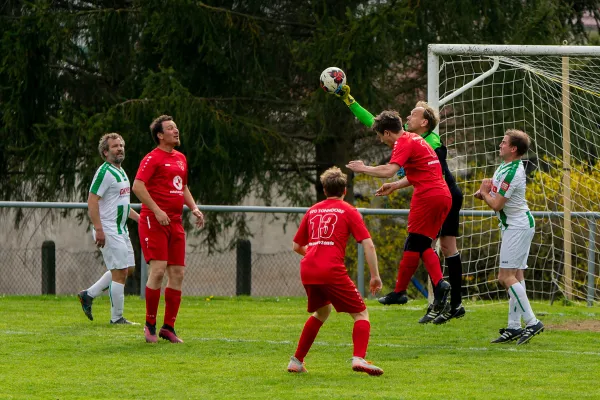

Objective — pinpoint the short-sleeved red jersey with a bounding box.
[293,199,370,284]
[390,131,450,198]
[135,148,188,219]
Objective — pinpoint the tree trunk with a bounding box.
[315,135,355,205]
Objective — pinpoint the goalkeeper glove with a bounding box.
[335,85,355,106]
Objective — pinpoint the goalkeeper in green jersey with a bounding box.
[337,85,465,324]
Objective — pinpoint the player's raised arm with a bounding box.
[346,159,400,178]
[375,177,412,196]
[335,85,376,128]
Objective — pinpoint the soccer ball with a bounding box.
[320,67,346,94]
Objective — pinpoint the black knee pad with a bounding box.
[403,233,433,254]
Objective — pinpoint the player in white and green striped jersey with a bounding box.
[476,129,544,345]
[78,133,140,325]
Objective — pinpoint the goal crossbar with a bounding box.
[428,44,600,111]
[429,44,600,57]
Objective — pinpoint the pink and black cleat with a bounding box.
[159,326,184,343]
[144,323,158,343]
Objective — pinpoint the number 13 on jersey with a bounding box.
[309,214,338,239]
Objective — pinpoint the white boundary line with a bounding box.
[3,331,599,357]
[190,336,600,357]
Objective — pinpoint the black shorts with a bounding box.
[439,184,463,238]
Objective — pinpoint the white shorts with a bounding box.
[499,228,534,269]
[93,231,135,270]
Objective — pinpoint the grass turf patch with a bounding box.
[0,295,598,399]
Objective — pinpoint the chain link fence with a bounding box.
[1,203,598,304]
[0,203,375,298]
[0,204,309,296]
[0,239,304,296]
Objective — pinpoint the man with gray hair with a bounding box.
[78,133,140,325]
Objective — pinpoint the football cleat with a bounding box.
[110,317,139,325]
[287,356,308,373]
[491,327,523,343]
[77,290,94,321]
[516,321,544,345]
[432,304,466,325]
[159,326,184,343]
[377,291,408,305]
[418,304,440,324]
[432,280,451,312]
[144,323,158,343]
[351,357,384,376]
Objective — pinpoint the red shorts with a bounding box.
[138,213,186,266]
[303,275,366,314]
[408,194,452,239]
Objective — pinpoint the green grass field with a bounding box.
[1,295,599,400]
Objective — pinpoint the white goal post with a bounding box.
[427,44,600,305]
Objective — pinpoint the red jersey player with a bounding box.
[132,115,204,344]
[287,167,384,376]
[346,110,452,320]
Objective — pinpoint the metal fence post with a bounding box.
[236,239,251,296]
[587,220,596,307]
[356,210,366,298]
[357,242,365,298]
[140,254,147,299]
[41,241,56,295]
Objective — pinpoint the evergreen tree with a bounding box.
[1,0,597,248]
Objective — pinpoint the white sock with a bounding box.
[508,279,527,328]
[519,280,527,325]
[507,295,521,329]
[109,281,125,322]
[508,283,538,326]
[87,271,112,298]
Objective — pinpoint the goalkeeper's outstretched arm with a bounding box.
[336,85,376,128]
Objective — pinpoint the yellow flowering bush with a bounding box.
[346,157,600,301]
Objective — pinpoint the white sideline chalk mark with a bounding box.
[378,306,427,311]
[2,331,598,357]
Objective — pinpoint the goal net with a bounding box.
[428,45,600,305]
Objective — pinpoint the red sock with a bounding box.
[422,248,443,285]
[294,316,323,362]
[145,286,161,326]
[394,251,420,292]
[164,287,182,328]
[352,320,371,358]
